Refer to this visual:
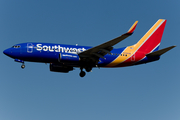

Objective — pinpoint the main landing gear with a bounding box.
[79,66,92,77]
[79,67,86,77]
[79,70,86,77]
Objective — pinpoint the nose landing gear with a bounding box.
[21,64,25,69]
[14,59,25,69]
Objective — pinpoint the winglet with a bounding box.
[127,21,138,34]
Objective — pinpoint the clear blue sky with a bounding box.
[0,0,180,120]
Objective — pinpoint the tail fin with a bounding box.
[134,19,167,54]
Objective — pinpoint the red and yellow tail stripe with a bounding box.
[106,19,167,67]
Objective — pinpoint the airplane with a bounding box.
[3,19,176,77]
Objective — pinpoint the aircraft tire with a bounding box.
[85,67,92,72]
[21,64,25,69]
[80,71,86,77]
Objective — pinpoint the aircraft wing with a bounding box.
[78,21,138,62]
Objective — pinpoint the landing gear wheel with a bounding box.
[85,67,92,72]
[79,71,86,77]
[21,64,25,69]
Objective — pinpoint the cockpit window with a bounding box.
[12,45,21,48]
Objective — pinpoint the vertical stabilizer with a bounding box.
[135,19,167,54]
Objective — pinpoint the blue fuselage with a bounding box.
[3,43,126,67]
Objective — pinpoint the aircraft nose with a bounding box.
[3,48,11,56]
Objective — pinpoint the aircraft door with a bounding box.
[27,43,33,53]
[131,54,135,61]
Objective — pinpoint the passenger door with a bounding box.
[27,43,33,53]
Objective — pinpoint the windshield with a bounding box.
[12,45,21,48]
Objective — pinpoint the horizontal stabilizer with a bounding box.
[146,45,176,57]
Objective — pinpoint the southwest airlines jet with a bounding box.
[3,19,176,77]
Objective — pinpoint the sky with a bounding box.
[0,0,180,120]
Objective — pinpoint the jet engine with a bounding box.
[49,63,73,73]
[59,53,80,63]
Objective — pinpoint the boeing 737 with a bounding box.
[3,19,176,77]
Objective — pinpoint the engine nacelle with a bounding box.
[50,63,73,73]
[59,53,80,63]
